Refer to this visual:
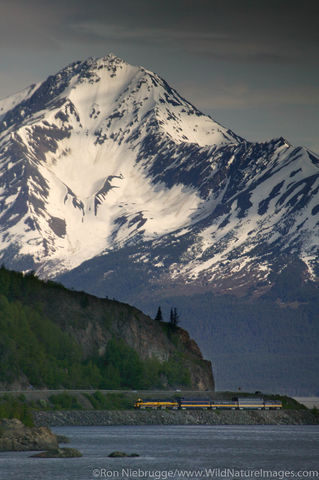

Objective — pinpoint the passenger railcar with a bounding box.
[179,399,211,409]
[210,400,238,410]
[134,397,282,410]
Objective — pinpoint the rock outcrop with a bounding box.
[108,451,139,458]
[56,292,215,391]
[31,447,82,458]
[0,418,58,451]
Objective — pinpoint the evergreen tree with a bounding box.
[154,306,163,322]
[169,307,180,328]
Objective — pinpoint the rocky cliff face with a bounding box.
[0,267,214,391]
[43,286,214,390]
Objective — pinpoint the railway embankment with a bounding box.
[33,409,319,427]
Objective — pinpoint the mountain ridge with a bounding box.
[0,53,318,394]
[0,54,245,277]
[0,53,318,285]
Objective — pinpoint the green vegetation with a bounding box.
[49,393,83,410]
[0,292,98,388]
[0,390,313,427]
[97,338,191,389]
[269,394,307,410]
[0,394,34,426]
[98,338,144,389]
[0,267,192,390]
[84,391,133,410]
[154,306,163,322]
[169,307,180,329]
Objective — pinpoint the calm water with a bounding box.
[0,425,318,480]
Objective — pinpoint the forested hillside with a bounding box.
[0,267,213,390]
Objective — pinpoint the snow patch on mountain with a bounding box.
[0,53,318,286]
[0,83,40,123]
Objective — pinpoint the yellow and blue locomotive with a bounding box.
[134,398,179,409]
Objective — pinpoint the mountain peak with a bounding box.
[0,53,240,148]
[0,54,317,286]
[0,55,317,397]
[74,53,131,76]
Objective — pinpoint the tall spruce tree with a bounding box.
[169,307,180,328]
[154,306,163,322]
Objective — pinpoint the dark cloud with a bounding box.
[0,0,318,64]
[0,0,318,152]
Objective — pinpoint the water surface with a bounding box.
[0,425,318,479]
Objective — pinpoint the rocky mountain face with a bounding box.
[0,54,318,394]
[0,267,214,390]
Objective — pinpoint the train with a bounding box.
[134,397,282,410]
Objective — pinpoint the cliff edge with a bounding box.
[0,267,214,390]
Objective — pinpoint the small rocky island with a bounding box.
[0,418,82,457]
[31,448,82,458]
[108,451,140,458]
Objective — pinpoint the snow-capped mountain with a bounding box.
[1,54,319,394]
[0,53,318,289]
[0,54,242,275]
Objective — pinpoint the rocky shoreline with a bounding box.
[33,409,319,427]
[0,418,58,451]
[0,418,82,456]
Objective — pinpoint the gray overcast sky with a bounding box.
[0,0,318,152]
